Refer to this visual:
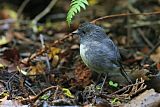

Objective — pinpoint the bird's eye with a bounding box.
[82,31,85,34]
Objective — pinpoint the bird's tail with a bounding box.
[119,63,132,84]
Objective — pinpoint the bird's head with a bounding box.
[72,22,105,39]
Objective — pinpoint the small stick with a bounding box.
[137,28,154,49]
[17,0,30,18]
[40,34,51,71]
[110,79,144,95]
[21,85,60,103]
[32,0,58,23]
[141,38,160,65]
[91,11,160,23]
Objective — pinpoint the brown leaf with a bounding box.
[150,47,160,63]
[74,61,92,87]
[28,62,45,80]
[3,48,20,64]
[156,63,160,70]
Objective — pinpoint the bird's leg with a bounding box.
[93,73,102,92]
[100,74,107,93]
[95,73,102,85]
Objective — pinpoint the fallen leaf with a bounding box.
[28,62,45,80]
[150,47,160,63]
[62,88,74,98]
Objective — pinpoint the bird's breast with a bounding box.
[80,44,90,66]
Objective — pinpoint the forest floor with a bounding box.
[0,0,160,106]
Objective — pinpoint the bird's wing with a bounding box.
[101,38,121,63]
[84,41,120,71]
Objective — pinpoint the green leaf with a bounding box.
[82,0,89,5]
[79,2,86,9]
[111,98,121,105]
[96,84,102,90]
[76,6,81,12]
[66,0,89,26]
[109,81,118,88]
[40,94,50,100]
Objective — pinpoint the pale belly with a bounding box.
[80,44,90,67]
[80,44,104,72]
[80,44,119,73]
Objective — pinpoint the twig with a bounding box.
[98,78,146,100]
[141,38,160,65]
[127,20,160,28]
[53,86,59,100]
[17,0,30,18]
[40,34,51,71]
[137,28,154,49]
[109,78,145,95]
[32,0,58,24]
[21,85,60,103]
[127,78,146,97]
[91,11,160,23]
[13,74,37,95]
[6,73,17,91]
[25,84,36,96]
[127,3,145,20]
[21,34,71,65]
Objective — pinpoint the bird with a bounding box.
[72,22,132,90]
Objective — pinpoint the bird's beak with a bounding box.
[72,29,79,34]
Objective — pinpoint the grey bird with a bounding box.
[72,22,132,88]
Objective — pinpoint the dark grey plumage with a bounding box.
[73,22,132,83]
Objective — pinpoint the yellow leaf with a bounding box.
[0,36,9,45]
[17,66,28,75]
[0,90,9,101]
[62,88,74,98]
[0,63,5,68]
[38,25,44,32]
[52,55,59,67]
[51,47,61,55]
[48,47,61,59]
[88,0,99,5]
